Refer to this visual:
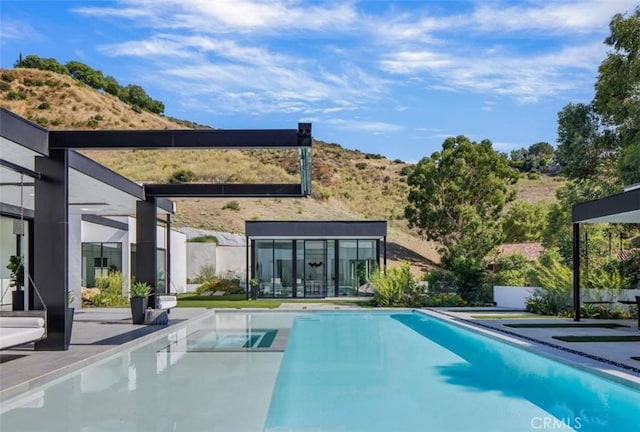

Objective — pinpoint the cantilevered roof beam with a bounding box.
[49,123,312,150]
[144,183,304,198]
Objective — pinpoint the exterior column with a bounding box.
[573,223,581,322]
[165,214,171,296]
[136,197,158,308]
[34,150,70,350]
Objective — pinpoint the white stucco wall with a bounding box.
[169,230,187,293]
[187,243,216,281]
[186,243,246,282]
[69,214,82,309]
[217,246,246,280]
[493,286,537,309]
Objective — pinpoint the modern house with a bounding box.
[1,107,312,350]
[246,220,387,298]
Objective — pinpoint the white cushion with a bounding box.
[158,295,177,309]
[0,317,45,328]
[0,327,45,350]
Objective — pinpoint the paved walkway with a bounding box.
[0,307,210,400]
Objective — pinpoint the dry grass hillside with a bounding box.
[1,68,561,275]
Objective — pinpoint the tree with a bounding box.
[556,103,618,180]
[405,135,519,267]
[14,54,68,75]
[594,6,640,184]
[65,61,105,89]
[502,201,548,242]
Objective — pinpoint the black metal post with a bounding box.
[573,223,581,322]
[166,214,171,295]
[34,150,70,350]
[136,197,158,309]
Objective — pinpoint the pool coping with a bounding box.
[420,308,640,390]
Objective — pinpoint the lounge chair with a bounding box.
[0,311,47,350]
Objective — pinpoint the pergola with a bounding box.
[1,107,312,350]
[571,185,640,321]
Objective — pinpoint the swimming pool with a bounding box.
[1,310,638,431]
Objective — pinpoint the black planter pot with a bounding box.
[12,290,24,311]
[130,297,148,324]
[66,307,75,348]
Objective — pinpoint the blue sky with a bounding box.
[1,1,637,162]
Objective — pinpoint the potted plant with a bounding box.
[6,255,24,311]
[130,281,151,324]
[249,278,259,300]
[66,291,75,347]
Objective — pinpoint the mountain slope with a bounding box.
[0,67,561,274]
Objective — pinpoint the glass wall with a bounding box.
[82,242,123,287]
[304,240,326,297]
[357,240,377,296]
[274,240,293,297]
[255,240,274,297]
[253,238,379,298]
[296,240,304,297]
[337,240,358,296]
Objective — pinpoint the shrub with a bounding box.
[37,102,50,110]
[0,81,10,91]
[425,268,456,293]
[525,286,571,316]
[1,72,15,82]
[423,293,466,307]
[222,200,240,211]
[6,90,26,100]
[196,277,244,295]
[188,235,218,244]
[90,271,128,307]
[355,162,367,170]
[168,169,196,184]
[371,262,419,307]
[191,264,216,284]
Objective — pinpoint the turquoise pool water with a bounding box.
[265,311,640,432]
[0,311,638,432]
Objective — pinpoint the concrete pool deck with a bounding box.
[0,307,210,400]
[430,307,640,385]
[1,305,639,403]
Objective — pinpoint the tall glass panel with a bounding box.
[296,240,304,297]
[81,243,122,287]
[255,240,273,297]
[357,240,376,296]
[157,248,166,293]
[274,240,293,297]
[304,240,326,297]
[326,240,336,297]
[337,240,358,296]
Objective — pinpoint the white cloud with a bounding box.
[76,0,358,35]
[327,118,403,133]
[72,0,630,115]
[0,19,38,41]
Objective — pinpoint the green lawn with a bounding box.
[552,335,640,342]
[470,314,557,319]
[176,293,374,309]
[504,323,629,329]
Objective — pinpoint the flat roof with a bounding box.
[572,187,640,223]
[246,220,387,238]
